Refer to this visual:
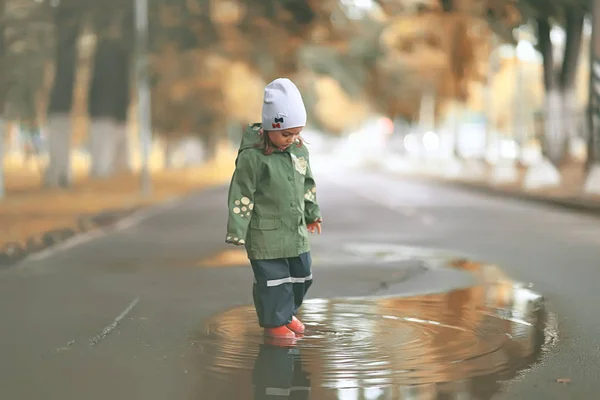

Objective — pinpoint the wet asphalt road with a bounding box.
[1,164,600,399]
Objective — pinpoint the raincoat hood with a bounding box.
[238,123,263,153]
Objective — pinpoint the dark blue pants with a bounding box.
[253,344,311,399]
[250,252,313,328]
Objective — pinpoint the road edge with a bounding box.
[388,172,600,216]
[9,196,184,268]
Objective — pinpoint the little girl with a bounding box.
[226,78,322,340]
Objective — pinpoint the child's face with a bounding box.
[267,127,303,149]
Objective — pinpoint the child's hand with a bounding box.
[307,221,322,234]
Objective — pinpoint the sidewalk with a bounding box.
[380,157,600,215]
[0,150,235,266]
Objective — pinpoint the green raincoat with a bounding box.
[226,123,322,260]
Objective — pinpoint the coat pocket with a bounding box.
[248,218,283,251]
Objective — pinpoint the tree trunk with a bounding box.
[536,17,561,164]
[584,0,600,194]
[588,0,600,168]
[542,89,566,165]
[562,8,585,160]
[560,8,585,90]
[537,10,584,166]
[89,120,131,177]
[45,8,80,188]
[45,113,72,187]
[112,121,130,172]
[88,37,132,178]
[563,86,580,156]
[89,117,129,177]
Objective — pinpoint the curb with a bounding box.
[404,173,600,216]
[0,196,183,269]
[0,208,138,268]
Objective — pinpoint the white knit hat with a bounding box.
[262,78,307,131]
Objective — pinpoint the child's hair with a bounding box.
[256,130,304,155]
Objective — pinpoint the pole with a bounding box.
[452,101,462,158]
[135,0,152,196]
[516,51,526,144]
[418,85,435,158]
[513,31,525,148]
[0,119,4,199]
[484,35,495,160]
[589,0,600,167]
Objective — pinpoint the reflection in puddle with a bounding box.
[195,283,554,399]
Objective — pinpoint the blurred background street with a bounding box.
[2,0,600,399]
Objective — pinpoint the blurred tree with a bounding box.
[536,8,585,165]
[2,0,54,121]
[288,0,526,135]
[485,0,587,165]
[148,0,316,161]
[1,0,548,192]
[86,1,134,177]
[149,0,224,161]
[0,0,54,195]
[45,1,82,188]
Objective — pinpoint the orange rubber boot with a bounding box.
[264,325,296,339]
[286,316,305,334]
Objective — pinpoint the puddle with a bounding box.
[342,243,461,265]
[193,281,555,399]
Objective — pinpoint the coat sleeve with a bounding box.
[226,151,258,245]
[303,154,322,223]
